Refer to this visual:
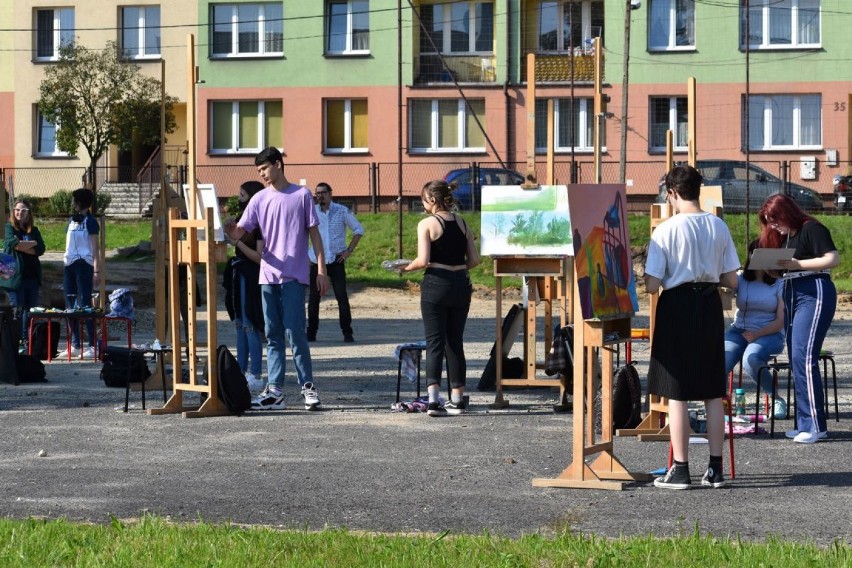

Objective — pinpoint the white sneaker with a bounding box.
[300,382,321,411]
[793,430,828,444]
[81,346,96,359]
[57,346,81,358]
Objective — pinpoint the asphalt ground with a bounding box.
[1,289,851,545]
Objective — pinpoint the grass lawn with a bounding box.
[0,516,848,567]
[42,213,852,292]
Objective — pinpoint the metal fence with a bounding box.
[4,158,833,217]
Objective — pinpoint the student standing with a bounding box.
[224,147,329,411]
[645,165,740,489]
[401,180,480,416]
[3,198,46,349]
[758,194,839,444]
[59,188,100,359]
[307,182,364,343]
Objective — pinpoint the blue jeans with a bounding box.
[724,327,785,399]
[235,274,263,376]
[9,277,40,340]
[261,281,313,390]
[784,275,836,434]
[420,268,472,389]
[63,259,95,348]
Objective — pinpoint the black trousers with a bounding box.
[308,261,352,337]
[420,268,472,389]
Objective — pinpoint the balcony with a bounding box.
[522,50,598,84]
[415,54,496,85]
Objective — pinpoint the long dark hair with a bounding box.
[758,194,815,249]
[238,180,265,215]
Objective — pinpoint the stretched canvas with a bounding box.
[567,184,638,320]
[480,185,573,256]
[183,183,224,242]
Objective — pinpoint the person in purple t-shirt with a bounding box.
[224,147,329,411]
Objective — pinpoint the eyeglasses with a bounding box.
[14,208,29,213]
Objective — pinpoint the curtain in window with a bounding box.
[771,95,794,146]
[352,0,370,51]
[410,100,432,149]
[265,101,283,148]
[798,0,820,44]
[326,100,345,148]
[465,100,484,148]
[768,0,792,45]
[212,6,233,55]
[675,0,694,46]
[351,99,368,148]
[675,98,688,147]
[211,102,233,150]
[239,102,259,149]
[799,95,821,146]
[238,4,260,53]
[438,100,459,148]
[265,4,284,52]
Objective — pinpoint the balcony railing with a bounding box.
[415,54,496,85]
[522,50,598,83]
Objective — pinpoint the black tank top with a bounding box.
[430,214,467,266]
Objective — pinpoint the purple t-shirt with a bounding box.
[237,183,318,285]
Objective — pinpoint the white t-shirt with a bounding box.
[645,211,740,289]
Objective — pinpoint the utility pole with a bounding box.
[619,1,641,183]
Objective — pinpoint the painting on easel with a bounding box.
[480,184,573,256]
[567,184,638,320]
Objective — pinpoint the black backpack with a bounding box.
[15,353,47,383]
[213,345,252,415]
[30,320,61,361]
[612,362,643,430]
[100,346,151,388]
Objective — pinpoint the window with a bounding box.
[419,2,494,54]
[745,94,821,150]
[538,1,604,52]
[327,1,369,54]
[741,0,820,49]
[409,99,485,152]
[534,98,601,152]
[649,97,688,151]
[648,0,694,51]
[35,8,74,61]
[35,108,68,157]
[121,6,161,58]
[211,3,283,57]
[210,100,283,154]
[325,99,368,152]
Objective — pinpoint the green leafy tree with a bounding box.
[37,40,177,212]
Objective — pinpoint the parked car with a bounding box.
[444,167,526,210]
[833,174,852,211]
[656,160,823,212]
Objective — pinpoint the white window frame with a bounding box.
[35,7,75,62]
[648,0,695,52]
[326,1,370,55]
[741,0,821,50]
[209,100,281,155]
[421,1,494,55]
[649,96,688,152]
[409,98,486,154]
[34,108,68,157]
[121,6,161,59]
[745,94,822,151]
[538,1,603,53]
[324,99,369,154]
[210,3,284,59]
[534,98,600,153]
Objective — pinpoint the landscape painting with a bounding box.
[567,184,638,321]
[480,185,573,256]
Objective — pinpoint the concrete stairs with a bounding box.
[100,182,154,218]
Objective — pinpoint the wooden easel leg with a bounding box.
[532,459,626,491]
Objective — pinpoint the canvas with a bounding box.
[182,183,224,242]
[567,184,638,321]
[480,184,573,256]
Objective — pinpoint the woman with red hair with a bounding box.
[758,195,839,444]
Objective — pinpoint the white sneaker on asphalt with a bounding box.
[301,382,321,411]
[57,346,81,358]
[250,387,286,411]
[786,429,828,441]
[81,346,96,359]
[793,430,828,444]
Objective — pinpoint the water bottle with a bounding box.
[734,388,746,416]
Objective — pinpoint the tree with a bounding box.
[37,40,177,212]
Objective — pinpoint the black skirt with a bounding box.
[647,282,726,401]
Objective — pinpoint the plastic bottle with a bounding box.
[734,388,746,416]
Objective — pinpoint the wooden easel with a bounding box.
[532,264,650,490]
[492,256,570,408]
[148,34,228,418]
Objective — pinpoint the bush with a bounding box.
[44,190,73,218]
[96,190,112,214]
[224,196,240,217]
